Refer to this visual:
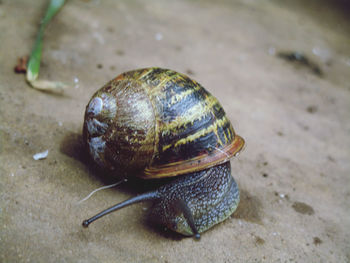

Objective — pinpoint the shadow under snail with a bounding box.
[82,67,245,239]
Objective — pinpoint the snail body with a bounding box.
[82,68,244,238]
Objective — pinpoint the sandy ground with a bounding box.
[1,0,350,262]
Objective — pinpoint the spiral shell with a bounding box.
[83,68,244,179]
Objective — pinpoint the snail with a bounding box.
[82,67,245,239]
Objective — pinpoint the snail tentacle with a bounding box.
[170,198,201,239]
[82,191,160,227]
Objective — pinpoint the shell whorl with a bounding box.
[83,68,245,178]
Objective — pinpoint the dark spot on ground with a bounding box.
[263,161,268,166]
[262,173,268,178]
[292,201,315,215]
[174,45,182,51]
[106,26,114,33]
[185,69,195,75]
[48,160,58,166]
[277,131,284,136]
[97,64,103,69]
[313,237,322,245]
[255,236,265,245]
[327,155,336,162]
[234,190,263,224]
[306,105,318,113]
[302,125,309,131]
[14,55,28,73]
[116,50,125,56]
[277,51,323,76]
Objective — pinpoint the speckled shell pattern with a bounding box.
[83,68,245,179]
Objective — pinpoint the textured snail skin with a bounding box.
[151,161,239,236]
[82,161,239,237]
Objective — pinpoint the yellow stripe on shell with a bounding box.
[162,116,229,151]
[137,68,155,80]
[161,94,219,136]
[155,72,182,92]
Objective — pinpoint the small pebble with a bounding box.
[268,47,276,55]
[155,32,163,41]
[74,77,79,88]
[33,150,49,160]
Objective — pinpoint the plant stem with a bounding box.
[26,0,66,82]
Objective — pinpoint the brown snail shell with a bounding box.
[83,67,244,179]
